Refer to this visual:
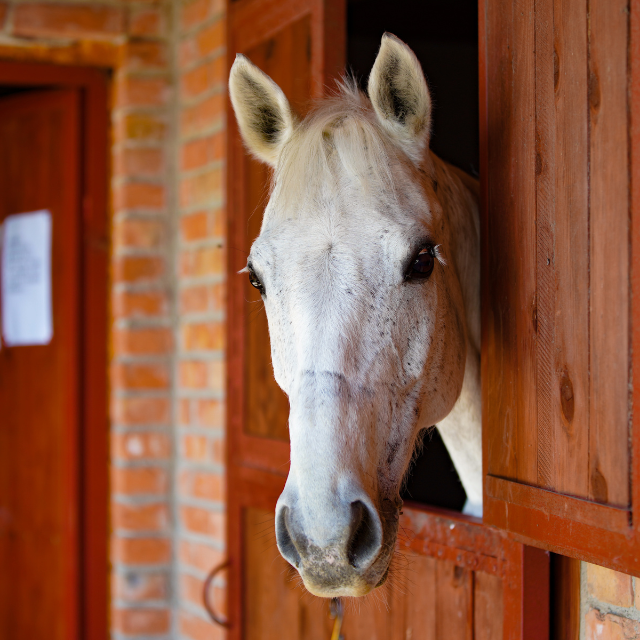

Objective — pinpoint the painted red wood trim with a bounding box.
[486,476,630,532]
[630,0,640,535]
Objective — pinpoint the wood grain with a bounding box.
[588,0,630,507]
[474,571,504,640]
[483,0,636,568]
[483,0,538,486]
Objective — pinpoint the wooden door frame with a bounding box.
[0,60,110,640]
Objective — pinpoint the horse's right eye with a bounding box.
[248,266,265,295]
[406,246,435,281]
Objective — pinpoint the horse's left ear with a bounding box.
[368,33,432,163]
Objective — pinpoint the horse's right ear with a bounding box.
[229,54,295,167]
[368,33,431,164]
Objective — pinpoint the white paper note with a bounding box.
[1,210,53,346]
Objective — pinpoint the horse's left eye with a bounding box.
[248,266,265,294]
[407,247,435,280]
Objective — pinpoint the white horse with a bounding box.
[229,33,481,598]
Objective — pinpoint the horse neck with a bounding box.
[429,152,481,354]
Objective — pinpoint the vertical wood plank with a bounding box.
[243,508,332,640]
[484,0,538,484]
[435,560,473,640]
[401,555,437,640]
[534,0,558,488]
[474,572,504,640]
[588,0,630,506]
[550,0,590,498]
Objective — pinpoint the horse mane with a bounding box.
[268,77,399,221]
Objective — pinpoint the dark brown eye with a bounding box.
[407,246,435,280]
[247,266,265,294]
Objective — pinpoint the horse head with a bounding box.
[229,33,481,597]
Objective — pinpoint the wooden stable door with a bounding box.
[225,2,548,639]
[480,0,640,576]
[0,64,109,640]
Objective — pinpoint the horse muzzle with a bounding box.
[275,491,393,597]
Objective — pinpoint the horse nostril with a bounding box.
[275,506,302,568]
[347,501,382,569]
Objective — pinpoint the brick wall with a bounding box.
[0,2,227,639]
[176,1,227,638]
[583,564,640,639]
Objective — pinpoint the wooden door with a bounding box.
[225,2,549,638]
[0,63,109,640]
[480,0,640,575]
[0,89,82,640]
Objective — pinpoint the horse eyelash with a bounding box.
[238,266,249,274]
[433,244,447,266]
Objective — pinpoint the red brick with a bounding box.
[179,470,224,501]
[586,564,634,608]
[180,506,225,538]
[113,256,164,283]
[122,41,168,71]
[112,432,172,461]
[182,322,224,351]
[196,20,225,57]
[181,131,224,171]
[181,93,224,137]
[179,245,224,277]
[114,217,164,248]
[112,397,171,425]
[111,467,169,495]
[179,360,209,389]
[177,359,224,395]
[112,362,170,390]
[112,608,170,635]
[114,147,164,178]
[117,112,167,142]
[196,399,223,427]
[181,55,225,99]
[179,611,224,640]
[182,435,208,461]
[115,76,170,108]
[180,167,223,208]
[113,327,173,356]
[180,211,209,241]
[112,502,169,532]
[113,290,167,319]
[181,0,224,31]
[111,536,171,564]
[179,540,225,573]
[129,7,165,37]
[112,572,169,602]
[114,182,165,210]
[585,609,640,640]
[13,4,125,39]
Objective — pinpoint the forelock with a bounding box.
[266,78,399,223]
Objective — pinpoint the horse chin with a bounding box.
[297,537,396,598]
